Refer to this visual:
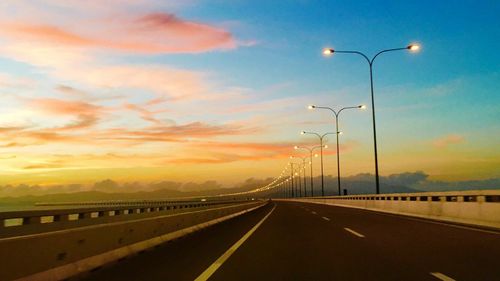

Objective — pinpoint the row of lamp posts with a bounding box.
[285,43,420,198]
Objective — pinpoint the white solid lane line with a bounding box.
[344,227,365,238]
[322,217,330,221]
[194,204,276,281]
[430,272,457,281]
[311,211,317,215]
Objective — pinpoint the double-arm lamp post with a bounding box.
[308,105,365,195]
[300,131,338,196]
[323,44,420,194]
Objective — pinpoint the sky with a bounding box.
[0,0,498,189]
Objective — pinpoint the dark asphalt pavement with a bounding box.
[79,201,500,281]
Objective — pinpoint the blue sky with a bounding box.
[0,0,498,187]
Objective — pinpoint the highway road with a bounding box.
[79,200,500,281]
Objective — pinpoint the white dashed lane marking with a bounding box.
[344,227,365,238]
[430,272,456,281]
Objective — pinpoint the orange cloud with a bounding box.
[55,85,90,99]
[129,13,235,53]
[23,163,64,170]
[2,23,98,46]
[0,12,235,54]
[28,98,103,130]
[100,122,257,143]
[30,98,102,115]
[0,126,27,133]
[432,134,465,148]
[196,141,295,152]
[122,102,170,125]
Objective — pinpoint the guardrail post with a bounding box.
[24,216,41,225]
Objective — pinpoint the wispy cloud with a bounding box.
[432,134,465,148]
[0,11,236,54]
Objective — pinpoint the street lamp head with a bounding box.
[407,44,420,52]
[323,48,335,56]
[289,156,293,159]
[308,105,316,110]
[300,131,305,135]
[314,153,319,157]
[324,145,328,149]
[359,104,367,110]
[338,131,343,135]
[294,145,298,149]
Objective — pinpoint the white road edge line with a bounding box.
[344,227,365,238]
[311,211,317,215]
[430,272,456,281]
[194,204,276,281]
[322,216,330,221]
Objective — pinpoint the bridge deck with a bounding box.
[79,201,499,281]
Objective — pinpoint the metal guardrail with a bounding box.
[300,189,500,203]
[286,190,500,229]
[0,200,267,281]
[0,199,257,237]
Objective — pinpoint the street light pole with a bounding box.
[294,145,323,197]
[309,105,365,195]
[290,158,303,197]
[296,170,301,197]
[291,155,308,197]
[301,131,337,196]
[323,44,420,194]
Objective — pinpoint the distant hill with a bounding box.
[1,172,498,207]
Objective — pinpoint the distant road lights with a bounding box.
[322,43,420,194]
[359,105,367,110]
[295,145,324,197]
[291,155,308,197]
[301,131,336,196]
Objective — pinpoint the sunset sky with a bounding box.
[0,0,498,188]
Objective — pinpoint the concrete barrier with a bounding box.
[0,200,249,238]
[282,190,500,229]
[0,200,267,281]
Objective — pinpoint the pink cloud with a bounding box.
[432,134,465,148]
[30,98,102,116]
[115,122,257,139]
[129,13,235,53]
[2,23,98,46]
[122,102,170,125]
[25,98,104,131]
[0,12,236,54]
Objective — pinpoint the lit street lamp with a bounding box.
[323,43,420,194]
[309,105,365,195]
[291,155,308,197]
[294,144,323,197]
[289,162,296,198]
[301,131,338,196]
[290,158,304,197]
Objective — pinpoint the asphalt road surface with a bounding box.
[79,200,500,281]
